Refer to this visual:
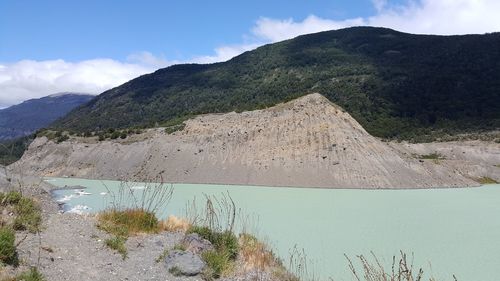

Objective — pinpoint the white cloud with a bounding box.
[368,0,500,35]
[372,0,388,12]
[250,0,500,43]
[251,15,365,42]
[2,0,500,108]
[191,43,262,64]
[0,58,154,108]
[126,51,175,69]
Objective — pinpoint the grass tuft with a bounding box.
[172,244,187,251]
[15,267,45,281]
[239,233,279,272]
[345,251,455,281]
[168,266,183,277]
[98,208,160,260]
[155,248,169,263]
[97,208,160,237]
[0,227,18,266]
[12,198,42,233]
[0,192,42,233]
[97,181,173,259]
[418,152,445,160]
[201,250,233,279]
[477,177,499,184]
[0,191,22,205]
[105,236,128,260]
[160,215,191,232]
[187,226,239,260]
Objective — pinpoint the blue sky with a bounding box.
[0,0,384,62]
[1,0,500,107]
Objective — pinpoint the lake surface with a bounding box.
[47,177,500,281]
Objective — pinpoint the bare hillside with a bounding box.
[12,94,499,188]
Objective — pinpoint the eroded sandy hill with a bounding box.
[12,93,499,188]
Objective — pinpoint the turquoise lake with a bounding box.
[46,177,500,281]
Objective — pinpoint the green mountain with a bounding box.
[54,27,500,140]
[0,93,93,141]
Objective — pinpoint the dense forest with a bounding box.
[52,27,500,140]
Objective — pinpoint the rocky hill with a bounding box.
[13,94,499,188]
[52,27,500,141]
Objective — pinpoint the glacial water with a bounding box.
[47,177,500,281]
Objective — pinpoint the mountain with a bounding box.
[50,27,499,140]
[17,94,499,188]
[0,93,94,141]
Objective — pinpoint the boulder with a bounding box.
[182,233,214,254]
[164,250,205,276]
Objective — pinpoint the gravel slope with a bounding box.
[12,93,499,188]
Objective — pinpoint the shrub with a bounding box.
[119,132,127,139]
[165,123,186,134]
[56,134,69,143]
[0,227,18,266]
[110,131,120,139]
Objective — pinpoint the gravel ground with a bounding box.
[0,174,201,281]
[16,213,203,281]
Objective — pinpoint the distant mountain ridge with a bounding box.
[52,27,500,140]
[0,93,93,141]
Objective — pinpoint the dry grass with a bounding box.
[345,251,457,281]
[476,176,499,184]
[160,215,191,232]
[239,233,279,272]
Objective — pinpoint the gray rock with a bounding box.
[182,233,214,254]
[164,250,205,276]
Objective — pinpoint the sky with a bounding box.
[1,0,500,108]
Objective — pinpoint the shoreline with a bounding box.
[43,175,486,192]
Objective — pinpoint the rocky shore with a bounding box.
[0,173,291,281]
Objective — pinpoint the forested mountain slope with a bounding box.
[53,27,500,140]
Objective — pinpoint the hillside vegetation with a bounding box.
[52,27,500,140]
